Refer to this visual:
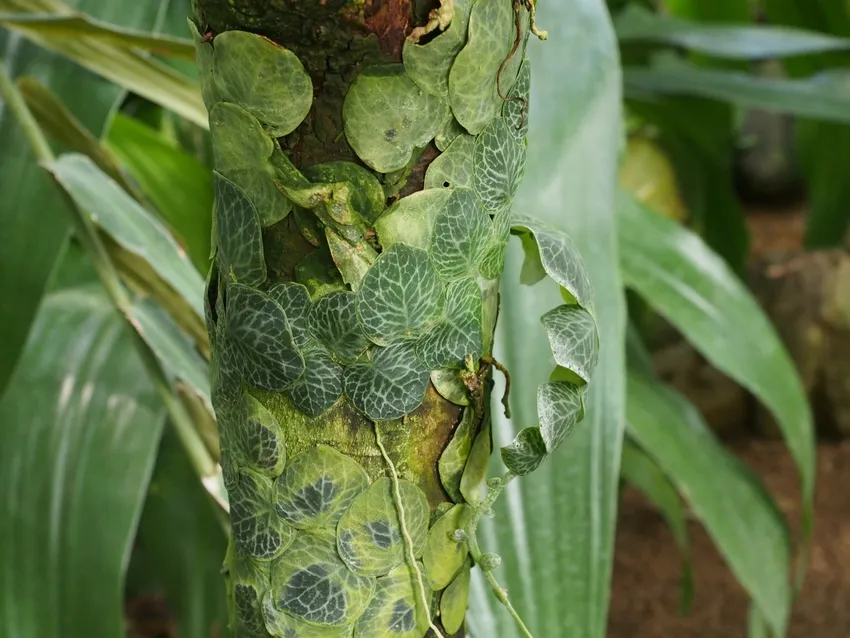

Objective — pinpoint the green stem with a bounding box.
[465,472,535,638]
[0,61,222,518]
[374,422,445,638]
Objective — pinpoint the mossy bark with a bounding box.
[196,0,469,514]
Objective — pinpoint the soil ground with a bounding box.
[608,440,850,638]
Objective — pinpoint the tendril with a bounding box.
[497,0,528,131]
[374,422,446,638]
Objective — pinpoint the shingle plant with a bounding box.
[192,0,598,635]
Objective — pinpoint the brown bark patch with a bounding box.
[360,0,412,59]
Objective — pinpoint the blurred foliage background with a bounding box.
[0,0,848,636]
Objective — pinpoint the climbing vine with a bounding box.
[194,0,598,635]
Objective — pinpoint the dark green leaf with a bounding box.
[48,154,206,318]
[618,191,815,538]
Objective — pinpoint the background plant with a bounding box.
[1,0,846,636]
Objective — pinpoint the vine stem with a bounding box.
[465,472,535,638]
[0,62,223,521]
[374,423,446,638]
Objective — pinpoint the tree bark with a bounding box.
[192,0,532,635]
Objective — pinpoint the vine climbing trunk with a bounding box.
[192,0,597,636]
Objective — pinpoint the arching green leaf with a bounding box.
[212,30,313,137]
[374,189,451,250]
[210,102,292,227]
[230,470,295,560]
[473,117,526,211]
[403,0,473,96]
[415,276,483,369]
[337,477,430,577]
[429,188,491,281]
[287,342,344,417]
[343,342,431,420]
[448,0,522,134]
[512,213,594,311]
[309,291,371,364]
[540,305,599,383]
[214,171,267,286]
[424,133,475,191]
[343,64,449,173]
[303,161,386,223]
[356,244,445,345]
[500,427,547,476]
[267,282,312,347]
[423,504,468,590]
[538,381,585,453]
[223,284,304,391]
[49,154,206,317]
[271,531,376,627]
[354,563,432,638]
[439,406,476,502]
[440,562,471,634]
[274,445,371,531]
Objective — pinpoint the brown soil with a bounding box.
[608,440,850,638]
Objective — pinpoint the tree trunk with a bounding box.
[192,0,533,635]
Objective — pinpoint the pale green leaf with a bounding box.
[354,563,432,638]
[343,64,449,173]
[441,562,471,634]
[540,305,599,383]
[424,132,475,191]
[403,0,473,96]
[212,30,313,137]
[337,477,430,577]
[374,189,451,250]
[439,406,477,502]
[423,504,468,591]
[48,154,206,318]
[429,187,492,281]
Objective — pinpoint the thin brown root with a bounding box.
[482,355,511,419]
